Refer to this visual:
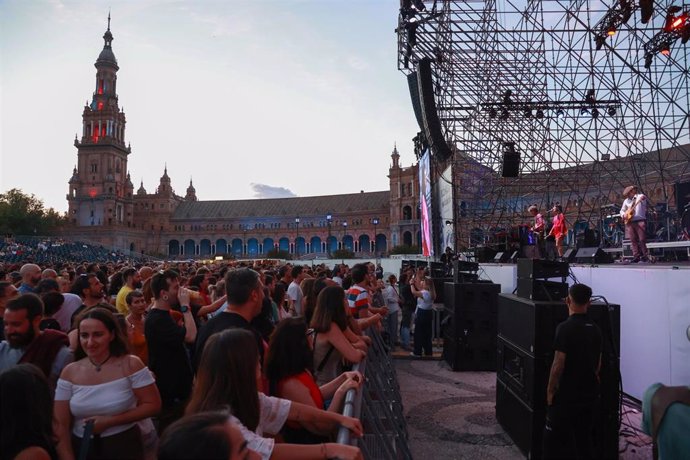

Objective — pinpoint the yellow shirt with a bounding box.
[115,285,133,315]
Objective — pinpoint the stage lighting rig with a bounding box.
[643,7,689,68]
[593,0,634,50]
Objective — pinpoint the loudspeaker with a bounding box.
[475,246,498,263]
[674,180,690,215]
[431,277,453,305]
[502,151,520,178]
[562,248,578,262]
[406,71,425,131]
[493,251,511,263]
[453,260,479,284]
[497,337,549,409]
[575,247,613,264]
[516,279,569,302]
[517,259,569,280]
[497,294,620,358]
[417,58,452,161]
[442,282,501,371]
[496,377,545,458]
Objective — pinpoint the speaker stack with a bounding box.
[496,259,621,459]
[442,280,500,371]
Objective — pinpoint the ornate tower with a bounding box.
[67,15,133,229]
[185,179,197,201]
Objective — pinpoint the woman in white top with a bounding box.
[186,328,364,460]
[383,273,402,348]
[410,277,436,357]
[54,307,161,460]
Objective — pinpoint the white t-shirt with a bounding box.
[383,285,401,314]
[52,293,83,332]
[230,393,292,460]
[332,276,343,286]
[55,366,156,438]
[416,290,434,311]
[287,281,303,316]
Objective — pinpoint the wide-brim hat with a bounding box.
[623,185,636,196]
[528,205,538,213]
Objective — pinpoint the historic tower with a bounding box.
[67,16,134,235]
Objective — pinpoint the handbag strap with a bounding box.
[314,332,335,373]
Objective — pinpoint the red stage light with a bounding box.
[89,189,97,198]
[660,46,671,56]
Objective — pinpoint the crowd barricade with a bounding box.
[336,329,413,459]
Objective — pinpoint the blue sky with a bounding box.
[0,0,419,212]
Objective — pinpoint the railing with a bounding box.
[336,329,413,459]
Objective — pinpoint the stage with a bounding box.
[478,262,690,400]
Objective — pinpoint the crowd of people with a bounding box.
[0,257,436,460]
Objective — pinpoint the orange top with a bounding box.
[127,318,148,365]
[278,370,325,412]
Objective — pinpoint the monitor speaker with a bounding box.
[575,247,613,264]
[417,58,452,161]
[494,252,511,263]
[562,248,578,262]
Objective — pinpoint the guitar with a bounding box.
[623,195,643,225]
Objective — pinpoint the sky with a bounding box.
[0,0,420,212]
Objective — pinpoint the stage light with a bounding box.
[644,53,654,69]
[585,89,596,104]
[524,109,532,118]
[607,106,617,116]
[607,25,617,36]
[503,90,513,104]
[536,109,544,119]
[412,0,426,12]
[640,0,653,24]
[663,7,684,31]
[500,108,509,120]
[489,107,497,119]
[556,109,565,119]
[595,35,606,50]
[682,23,690,44]
[660,44,670,55]
[580,108,590,115]
[592,108,600,119]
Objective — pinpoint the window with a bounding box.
[90,163,98,173]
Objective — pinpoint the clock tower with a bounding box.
[67,16,134,237]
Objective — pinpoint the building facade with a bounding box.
[66,23,419,258]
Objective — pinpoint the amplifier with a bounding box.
[497,294,620,358]
[516,279,569,301]
[517,258,569,279]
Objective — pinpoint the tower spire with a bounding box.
[107,10,111,32]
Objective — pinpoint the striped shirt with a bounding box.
[346,285,369,319]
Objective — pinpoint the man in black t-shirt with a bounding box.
[543,283,602,459]
[145,270,197,431]
[194,268,265,371]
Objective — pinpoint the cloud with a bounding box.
[250,183,296,199]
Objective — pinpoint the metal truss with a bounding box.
[397,0,690,248]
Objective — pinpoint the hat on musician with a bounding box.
[623,185,636,196]
[528,205,538,213]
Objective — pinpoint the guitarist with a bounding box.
[620,185,649,263]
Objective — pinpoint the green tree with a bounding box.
[389,244,421,255]
[0,189,65,235]
[332,248,355,259]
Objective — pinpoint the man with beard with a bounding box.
[0,281,19,340]
[116,267,142,315]
[68,273,105,328]
[0,293,71,392]
[17,263,42,294]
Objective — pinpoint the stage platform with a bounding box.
[478,262,690,401]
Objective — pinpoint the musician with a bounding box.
[546,204,567,258]
[528,205,545,258]
[620,185,649,263]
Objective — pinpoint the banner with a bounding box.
[419,150,433,257]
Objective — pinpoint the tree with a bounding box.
[389,245,421,255]
[0,189,65,235]
[332,248,355,259]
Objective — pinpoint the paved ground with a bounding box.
[395,357,653,460]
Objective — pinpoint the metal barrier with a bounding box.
[336,329,413,459]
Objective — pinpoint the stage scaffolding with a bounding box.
[397,0,690,249]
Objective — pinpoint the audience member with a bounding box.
[125,290,148,364]
[0,281,19,341]
[287,265,306,316]
[116,268,141,315]
[382,273,402,348]
[35,278,82,333]
[409,276,435,358]
[18,263,42,294]
[54,307,161,460]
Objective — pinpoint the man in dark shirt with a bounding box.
[194,268,265,371]
[145,269,197,431]
[543,283,602,459]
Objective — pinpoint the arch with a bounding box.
[295,237,306,256]
[375,234,387,254]
[200,239,212,257]
[183,239,195,257]
[262,238,274,254]
[416,231,421,247]
[231,238,243,257]
[310,236,322,253]
[216,238,228,254]
[247,238,259,257]
[343,235,354,251]
[402,205,412,220]
[358,234,370,253]
[168,240,180,256]
[327,236,338,253]
[403,231,412,247]
[279,237,290,252]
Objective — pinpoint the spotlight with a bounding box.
[412,0,427,12]
[489,108,497,119]
[524,109,532,118]
[607,106,617,116]
[660,43,670,55]
[682,23,690,44]
[556,109,565,119]
[585,89,596,104]
[592,108,599,119]
[580,108,590,115]
[607,25,617,36]
[640,0,653,24]
[500,108,509,120]
[536,109,544,119]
